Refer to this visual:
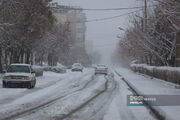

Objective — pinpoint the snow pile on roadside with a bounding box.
[43,64,67,73]
[131,63,180,72]
[130,64,180,85]
[116,67,180,120]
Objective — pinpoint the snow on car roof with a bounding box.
[10,64,31,66]
[73,63,82,65]
[97,64,106,66]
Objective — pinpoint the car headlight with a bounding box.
[3,76,10,80]
[24,76,30,80]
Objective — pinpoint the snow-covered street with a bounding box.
[0,68,160,120]
[0,0,179,119]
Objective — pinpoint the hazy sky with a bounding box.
[54,0,141,64]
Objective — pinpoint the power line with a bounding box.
[72,9,142,23]
[58,5,156,11]
[67,9,142,23]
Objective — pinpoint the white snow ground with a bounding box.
[103,71,156,120]
[116,67,180,120]
[0,68,169,120]
[0,69,94,119]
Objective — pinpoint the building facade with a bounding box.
[51,3,86,49]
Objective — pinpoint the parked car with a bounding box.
[2,64,36,89]
[51,64,67,73]
[95,65,108,75]
[42,63,67,73]
[72,63,83,72]
[32,65,44,76]
[43,66,51,71]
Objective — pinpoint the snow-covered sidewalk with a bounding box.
[116,67,180,120]
[103,70,156,120]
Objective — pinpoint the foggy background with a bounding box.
[54,0,140,65]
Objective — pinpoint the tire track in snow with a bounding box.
[56,75,117,120]
[0,73,95,120]
[55,76,109,120]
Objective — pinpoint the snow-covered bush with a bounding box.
[42,64,67,73]
[52,64,67,73]
[131,64,180,85]
[51,66,66,73]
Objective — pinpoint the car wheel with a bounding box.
[27,82,32,89]
[33,79,36,88]
[2,83,6,88]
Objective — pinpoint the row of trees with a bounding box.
[0,0,58,71]
[115,0,180,66]
[34,22,70,66]
[0,0,92,72]
[0,0,57,71]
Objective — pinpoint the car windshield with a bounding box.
[7,65,30,73]
[73,64,81,66]
[97,65,106,68]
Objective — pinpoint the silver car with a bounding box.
[71,63,83,72]
[2,64,36,89]
[95,65,108,75]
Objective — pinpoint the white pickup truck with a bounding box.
[2,64,36,89]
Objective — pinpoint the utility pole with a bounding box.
[136,0,148,31]
[175,31,180,67]
[144,0,147,32]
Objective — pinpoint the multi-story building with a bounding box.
[51,3,86,49]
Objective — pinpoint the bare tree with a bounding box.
[0,0,55,71]
[117,0,180,66]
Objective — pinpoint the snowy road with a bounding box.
[0,68,157,120]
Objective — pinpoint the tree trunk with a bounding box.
[10,49,13,64]
[5,50,8,69]
[0,47,2,72]
[40,52,45,66]
[48,53,52,66]
[26,50,30,64]
[30,52,33,65]
[20,49,24,63]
